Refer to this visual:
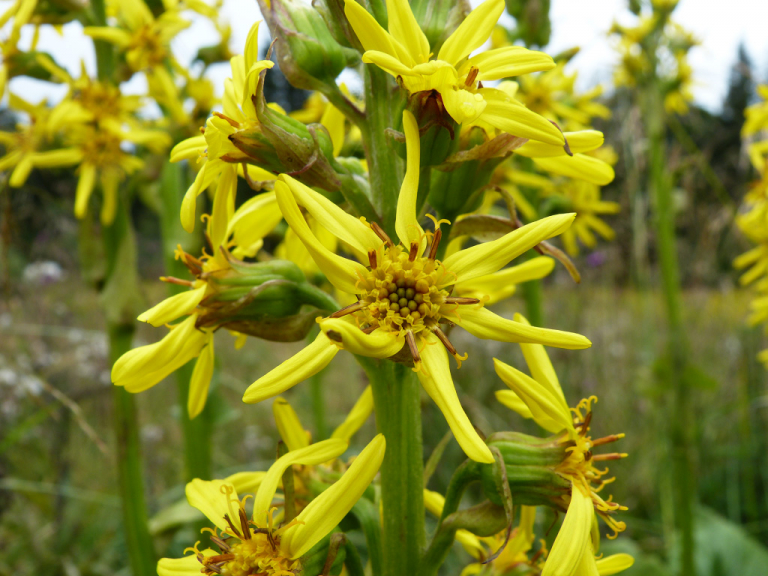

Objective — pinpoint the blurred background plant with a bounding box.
[1,0,767,575]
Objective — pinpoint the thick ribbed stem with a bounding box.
[158,161,213,481]
[361,358,425,576]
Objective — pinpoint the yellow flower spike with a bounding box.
[542,488,594,576]
[253,438,349,526]
[452,306,591,350]
[331,385,374,442]
[281,434,386,559]
[395,110,426,250]
[273,397,312,451]
[417,331,494,463]
[138,284,207,328]
[455,256,556,305]
[275,180,369,293]
[533,155,615,186]
[493,358,573,434]
[112,315,209,393]
[595,554,635,576]
[319,317,405,358]
[243,332,340,404]
[495,389,534,419]
[442,213,576,284]
[188,335,215,419]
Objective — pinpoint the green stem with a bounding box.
[109,326,156,576]
[159,161,213,481]
[643,81,696,576]
[363,66,402,237]
[360,358,425,576]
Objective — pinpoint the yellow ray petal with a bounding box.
[273,397,311,451]
[441,86,488,126]
[208,165,238,261]
[74,163,97,219]
[495,389,534,419]
[541,489,594,576]
[275,180,368,295]
[9,154,33,188]
[467,46,555,81]
[228,191,282,259]
[253,438,349,526]
[158,549,216,576]
[452,306,591,350]
[138,284,207,327]
[513,313,564,402]
[515,130,604,158]
[112,315,208,393]
[533,154,615,186]
[282,434,386,559]
[438,0,504,66]
[242,332,339,404]
[318,317,405,358]
[224,471,267,495]
[361,50,418,77]
[385,0,429,63]
[31,148,83,168]
[417,332,494,463]
[185,479,239,533]
[344,0,398,58]
[395,110,426,249]
[188,334,214,419]
[82,26,133,47]
[442,213,575,284]
[331,385,373,442]
[279,174,380,257]
[454,257,555,305]
[595,554,635,576]
[480,88,565,146]
[493,358,572,434]
[170,135,206,163]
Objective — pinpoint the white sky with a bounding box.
[4,0,768,113]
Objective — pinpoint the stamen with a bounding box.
[592,453,628,461]
[433,326,457,355]
[591,433,625,447]
[206,554,235,564]
[428,228,442,260]
[465,66,479,87]
[210,535,230,552]
[406,330,421,364]
[160,276,194,287]
[223,514,243,539]
[239,508,251,540]
[371,222,394,247]
[329,301,364,318]
[368,250,378,269]
[444,297,480,305]
[409,242,419,262]
[205,562,223,574]
[362,326,378,334]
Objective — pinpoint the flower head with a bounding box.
[344,0,565,145]
[243,110,590,464]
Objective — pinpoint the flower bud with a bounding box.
[479,431,572,510]
[409,0,471,52]
[257,0,349,90]
[193,257,339,342]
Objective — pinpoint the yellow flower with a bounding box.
[242,110,591,464]
[0,94,82,188]
[158,434,385,576]
[743,85,768,137]
[83,0,191,123]
[111,175,283,417]
[494,314,628,573]
[344,0,565,145]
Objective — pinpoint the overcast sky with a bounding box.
[4,0,768,113]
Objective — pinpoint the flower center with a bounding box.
[330,223,477,369]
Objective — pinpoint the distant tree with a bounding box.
[722,43,754,128]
